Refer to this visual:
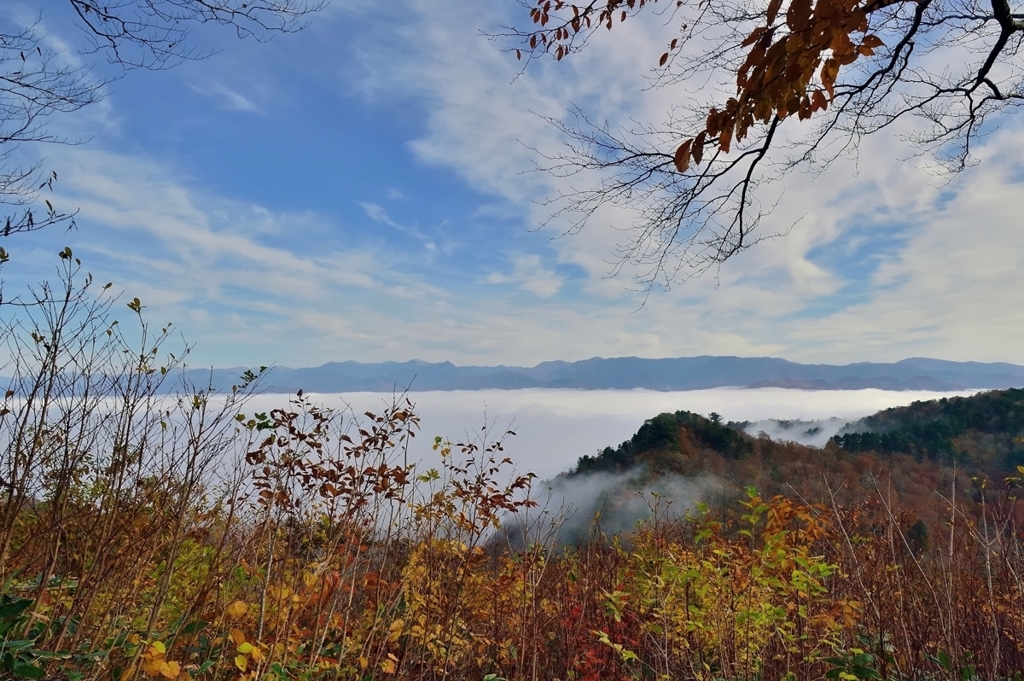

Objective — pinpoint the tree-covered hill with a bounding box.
[832,388,1024,468]
[558,389,1024,526]
[573,410,752,476]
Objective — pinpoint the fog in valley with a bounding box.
[242,386,980,480]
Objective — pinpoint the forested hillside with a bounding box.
[833,388,1024,467]
[566,389,1024,526]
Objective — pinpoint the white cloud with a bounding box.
[485,253,564,298]
[6,0,1023,369]
[343,0,1024,364]
[359,201,436,250]
[360,201,395,226]
[187,81,263,113]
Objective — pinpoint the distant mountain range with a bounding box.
[184,356,1024,393]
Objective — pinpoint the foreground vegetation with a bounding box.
[3,262,1024,680]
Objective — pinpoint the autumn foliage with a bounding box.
[518,0,887,169]
[3,263,1024,680]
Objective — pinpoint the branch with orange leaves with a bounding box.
[507,0,1024,286]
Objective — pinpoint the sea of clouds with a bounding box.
[232,387,981,540]
[242,387,980,480]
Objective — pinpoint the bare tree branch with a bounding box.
[0,0,323,246]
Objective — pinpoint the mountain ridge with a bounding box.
[183,355,1024,393]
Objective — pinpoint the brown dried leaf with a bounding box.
[692,131,706,165]
[862,34,884,49]
[673,139,692,173]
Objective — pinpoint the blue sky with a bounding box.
[3,1,1024,369]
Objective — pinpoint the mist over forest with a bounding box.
[245,385,978,479]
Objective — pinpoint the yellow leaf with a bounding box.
[359,656,369,670]
[381,658,397,674]
[235,654,248,672]
[237,642,254,654]
[151,641,167,655]
[144,657,180,680]
[251,647,264,662]
[226,600,249,620]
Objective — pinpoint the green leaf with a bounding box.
[0,598,32,620]
[193,659,216,676]
[12,663,45,679]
